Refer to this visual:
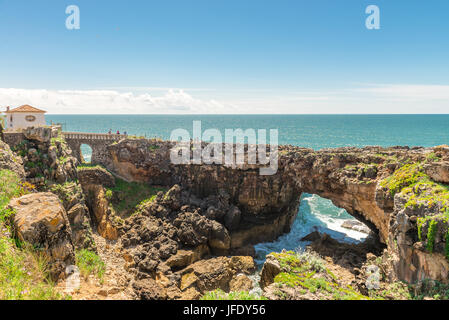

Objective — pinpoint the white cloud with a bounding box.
[0,88,236,114]
[0,84,448,114]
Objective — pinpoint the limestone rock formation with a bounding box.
[4,129,96,250]
[48,181,96,250]
[424,161,449,184]
[341,220,371,234]
[0,140,25,178]
[260,254,281,289]
[8,192,75,279]
[77,167,118,240]
[7,131,449,291]
[23,126,52,143]
[104,139,449,285]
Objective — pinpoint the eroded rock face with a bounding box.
[5,129,96,250]
[424,162,449,184]
[10,129,78,186]
[103,139,449,285]
[260,254,281,289]
[0,140,25,178]
[114,183,259,299]
[78,168,118,240]
[105,140,406,245]
[178,256,255,294]
[77,166,115,188]
[8,192,75,279]
[49,181,96,250]
[23,126,52,143]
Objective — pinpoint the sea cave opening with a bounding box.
[253,193,375,266]
[247,193,385,296]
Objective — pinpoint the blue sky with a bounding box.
[0,0,448,114]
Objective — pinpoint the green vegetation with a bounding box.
[0,169,67,300]
[77,163,108,171]
[201,289,267,300]
[412,279,449,300]
[48,181,82,207]
[50,135,67,149]
[425,152,441,163]
[380,163,425,196]
[106,178,167,215]
[368,281,412,300]
[379,159,449,258]
[0,170,23,223]
[270,250,372,300]
[75,249,106,282]
[0,170,35,225]
[105,189,113,201]
[0,237,68,300]
[427,219,438,253]
[148,145,160,151]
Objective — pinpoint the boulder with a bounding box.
[424,162,449,184]
[77,166,116,188]
[179,257,235,293]
[230,274,253,292]
[165,245,209,270]
[177,256,256,295]
[133,278,167,300]
[208,220,231,254]
[229,256,256,274]
[301,231,322,242]
[341,220,371,234]
[8,192,75,279]
[23,126,52,143]
[260,254,281,289]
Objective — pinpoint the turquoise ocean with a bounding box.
[46,114,449,269]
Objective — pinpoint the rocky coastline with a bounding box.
[1,126,449,300]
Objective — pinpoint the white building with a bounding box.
[3,105,47,130]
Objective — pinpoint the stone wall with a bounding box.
[63,132,123,166]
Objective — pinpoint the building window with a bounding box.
[25,115,36,122]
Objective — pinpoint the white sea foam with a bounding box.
[253,193,368,266]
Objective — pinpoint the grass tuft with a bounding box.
[201,289,266,300]
[75,249,106,282]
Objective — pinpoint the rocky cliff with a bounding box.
[3,130,449,298]
[1,127,96,280]
[103,139,449,285]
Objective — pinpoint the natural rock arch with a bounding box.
[100,140,393,244]
[67,137,449,283]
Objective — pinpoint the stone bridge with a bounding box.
[63,132,127,164]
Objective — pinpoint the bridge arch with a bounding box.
[80,144,93,163]
[63,132,125,166]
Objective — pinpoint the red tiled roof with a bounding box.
[5,105,46,113]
